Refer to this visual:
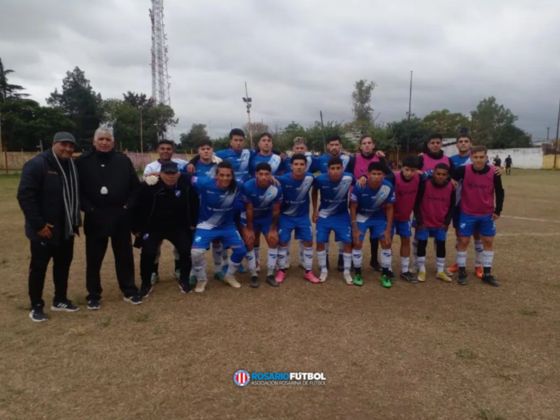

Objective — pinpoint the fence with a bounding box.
[0,151,194,173]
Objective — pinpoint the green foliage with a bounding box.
[387,115,430,152]
[211,135,230,151]
[180,123,210,152]
[422,109,469,138]
[0,99,75,151]
[46,67,102,148]
[351,79,377,125]
[472,97,518,147]
[0,58,29,102]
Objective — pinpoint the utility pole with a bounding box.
[547,126,550,141]
[407,70,413,152]
[554,100,560,170]
[242,82,253,148]
[319,111,327,153]
[0,105,6,174]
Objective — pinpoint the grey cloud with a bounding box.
[1,0,559,141]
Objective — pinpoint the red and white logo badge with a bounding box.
[233,370,250,387]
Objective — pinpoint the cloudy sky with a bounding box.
[1,0,559,141]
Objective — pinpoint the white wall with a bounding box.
[442,145,543,169]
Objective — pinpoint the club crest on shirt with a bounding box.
[175,190,182,197]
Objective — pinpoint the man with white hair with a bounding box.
[76,127,142,309]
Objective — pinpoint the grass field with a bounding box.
[1,170,560,420]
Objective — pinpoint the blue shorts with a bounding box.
[192,225,244,250]
[316,214,351,244]
[279,214,313,244]
[356,219,387,242]
[415,227,447,242]
[458,212,496,237]
[239,213,272,235]
[392,220,412,238]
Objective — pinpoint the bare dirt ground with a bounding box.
[1,169,559,420]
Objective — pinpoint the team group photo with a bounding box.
[2,0,560,419]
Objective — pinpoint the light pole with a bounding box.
[242,82,253,148]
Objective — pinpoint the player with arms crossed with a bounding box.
[383,156,421,283]
[452,146,504,286]
[276,154,319,284]
[413,163,455,282]
[190,161,247,293]
[350,162,395,288]
[311,156,355,284]
[242,162,283,288]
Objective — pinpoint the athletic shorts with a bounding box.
[239,215,272,235]
[356,218,387,242]
[458,212,496,237]
[278,214,313,244]
[415,227,447,242]
[316,214,351,244]
[192,225,244,250]
[392,220,412,238]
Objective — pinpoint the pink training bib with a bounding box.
[393,172,419,222]
[420,181,453,227]
[461,164,495,216]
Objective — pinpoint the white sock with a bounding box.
[337,241,344,257]
[401,256,410,273]
[278,246,288,270]
[212,243,223,272]
[267,248,278,273]
[317,250,327,272]
[482,250,494,269]
[457,251,467,268]
[192,253,208,281]
[436,257,445,273]
[246,251,257,276]
[303,247,313,271]
[381,248,392,270]
[352,249,363,269]
[226,259,240,277]
[417,256,426,271]
[222,249,229,264]
[343,252,352,274]
[474,240,483,268]
[299,241,305,263]
[254,247,260,266]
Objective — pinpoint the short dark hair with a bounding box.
[229,128,245,139]
[359,135,374,145]
[197,139,213,149]
[456,134,472,142]
[327,134,342,144]
[291,153,307,165]
[428,133,443,141]
[256,162,272,172]
[368,162,386,173]
[216,161,237,193]
[328,156,343,168]
[402,156,420,169]
[471,145,488,154]
[158,139,175,148]
[258,132,272,141]
[434,163,450,173]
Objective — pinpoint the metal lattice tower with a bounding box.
[150,0,171,106]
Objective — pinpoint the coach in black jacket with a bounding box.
[75,127,141,309]
[17,132,81,322]
[132,162,199,296]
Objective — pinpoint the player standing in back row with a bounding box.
[452,146,505,287]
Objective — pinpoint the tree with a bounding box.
[47,67,102,148]
[211,135,230,151]
[422,109,469,138]
[492,123,531,148]
[386,115,430,152]
[0,99,75,151]
[275,122,307,152]
[306,121,353,153]
[351,79,377,128]
[471,97,517,146]
[0,58,29,102]
[180,123,210,152]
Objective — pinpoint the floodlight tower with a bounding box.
[150,0,171,107]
